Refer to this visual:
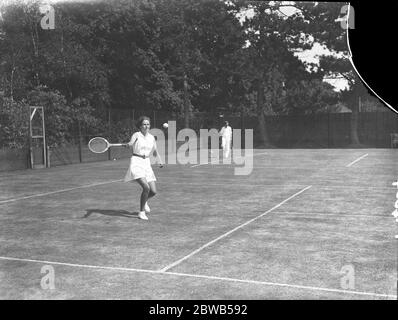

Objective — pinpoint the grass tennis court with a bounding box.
[0,149,397,300]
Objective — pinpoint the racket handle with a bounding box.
[109,143,127,147]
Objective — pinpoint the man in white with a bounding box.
[219,121,232,158]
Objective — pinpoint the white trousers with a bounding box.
[221,137,231,158]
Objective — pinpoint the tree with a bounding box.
[85,0,182,115]
[0,93,29,148]
[237,1,318,147]
[319,56,365,146]
[154,0,208,126]
[27,86,99,147]
[0,2,38,100]
[284,79,338,115]
[178,0,246,115]
[306,2,365,146]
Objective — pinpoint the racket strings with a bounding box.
[89,138,108,153]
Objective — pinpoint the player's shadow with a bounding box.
[84,209,139,219]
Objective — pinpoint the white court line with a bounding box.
[158,186,312,272]
[190,152,268,168]
[0,179,123,204]
[159,180,392,190]
[0,256,156,274]
[158,181,309,189]
[190,161,218,168]
[1,176,385,205]
[0,255,395,299]
[164,271,397,299]
[276,211,393,219]
[346,154,368,167]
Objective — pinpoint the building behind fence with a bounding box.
[1,109,397,172]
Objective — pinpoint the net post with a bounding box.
[28,107,33,169]
[29,106,46,169]
[42,107,47,168]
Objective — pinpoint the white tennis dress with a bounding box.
[124,131,156,183]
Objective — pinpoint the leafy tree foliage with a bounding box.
[0,0,356,148]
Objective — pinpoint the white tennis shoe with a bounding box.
[144,202,151,213]
[138,211,148,220]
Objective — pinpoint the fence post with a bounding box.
[375,109,378,147]
[78,121,82,163]
[28,114,33,169]
[46,145,51,168]
[327,112,330,148]
[241,111,245,149]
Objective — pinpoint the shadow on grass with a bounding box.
[84,209,139,219]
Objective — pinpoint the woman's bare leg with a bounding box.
[147,181,157,200]
[135,178,150,212]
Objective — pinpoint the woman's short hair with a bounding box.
[136,116,151,129]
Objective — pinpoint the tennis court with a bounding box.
[0,149,396,300]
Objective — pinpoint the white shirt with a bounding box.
[128,132,155,157]
[220,126,232,140]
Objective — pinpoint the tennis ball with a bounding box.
[163,123,169,129]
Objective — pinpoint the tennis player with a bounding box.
[124,116,163,220]
[219,120,232,158]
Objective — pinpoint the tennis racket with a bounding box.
[88,137,127,153]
